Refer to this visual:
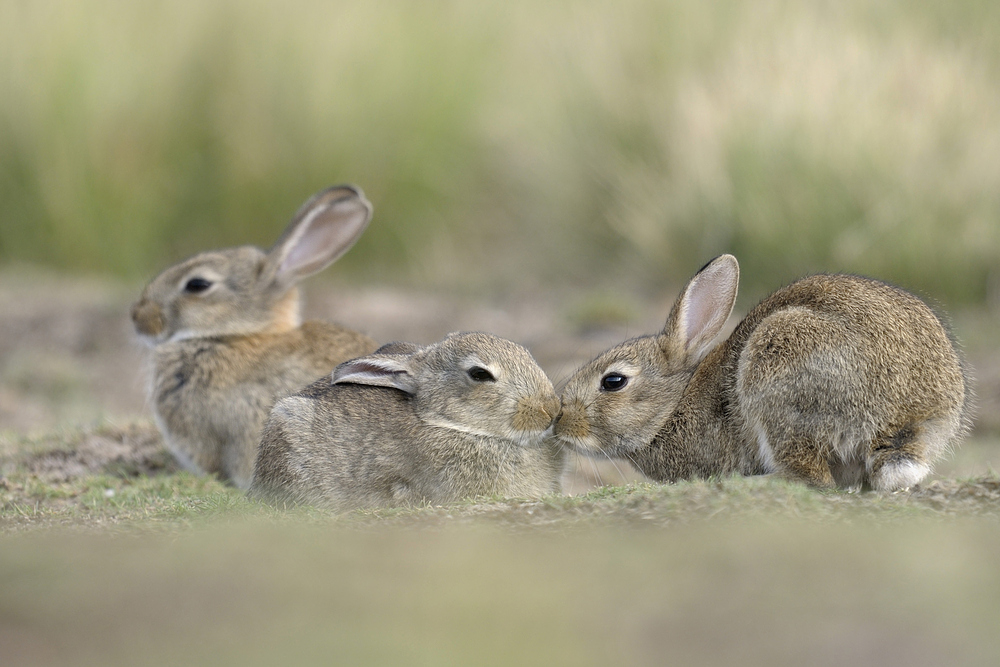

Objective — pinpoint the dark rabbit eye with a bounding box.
[601,373,628,392]
[183,277,213,294]
[467,366,496,382]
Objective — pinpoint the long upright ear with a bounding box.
[263,185,373,288]
[661,254,739,364]
[332,353,418,395]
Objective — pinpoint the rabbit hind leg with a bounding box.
[866,423,940,492]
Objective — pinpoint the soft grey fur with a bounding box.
[556,254,970,491]
[249,333,566,509]
[131,185,378,489]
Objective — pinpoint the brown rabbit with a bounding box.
[131,185,378,489]
[555,255,970,491]
[249,333,566,510]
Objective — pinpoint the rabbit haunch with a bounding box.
[555,255,969,491]
[131,185,378,490]
[249,333,566,510]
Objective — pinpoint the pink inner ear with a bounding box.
[275,195,371,282]
[683,288,723,341]
[679,258,738,353]
[280,216,356,277]
[346,361,399,376]
[333,354,414,392]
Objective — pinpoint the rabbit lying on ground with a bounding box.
[249,333,566,509]
[131,185,378,489]
[555,254,970,491]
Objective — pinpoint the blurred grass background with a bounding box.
[2,0,999,303]
[3,516,1000,666]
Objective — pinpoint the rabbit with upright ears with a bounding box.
[555,254,970,491]
[249,332,566,509]
[131,185,378,489]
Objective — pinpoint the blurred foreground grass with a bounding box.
[6,517,1000,666]
[2,0,1000,303]
[2,482,1000,666]
[2,421,999,665]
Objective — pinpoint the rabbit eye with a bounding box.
[183,277,213,294]
[467,366,496,382]
[601,373,628,392]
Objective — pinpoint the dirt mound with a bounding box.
[12,422,177,483]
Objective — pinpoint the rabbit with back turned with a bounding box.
[131,185,378,489]
[555,255,970,491]
[249,332,566,509]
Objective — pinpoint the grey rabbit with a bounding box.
[131,185,378,489]
[249,332,566,509]
[555,254,970,491]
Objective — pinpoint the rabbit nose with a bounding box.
[553,399,589,439]
[513,395,561,433]
[131,299,165,336]
[543,396,561,424]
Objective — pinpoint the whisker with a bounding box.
[493,440,512,496]
[598,448,628,484]
[586,452,604,488]
[621,450,644,478]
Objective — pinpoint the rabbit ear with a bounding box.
[662,254,739,364]
[371,341,421,356]
[332,354,418,394]
[262,185,373,288]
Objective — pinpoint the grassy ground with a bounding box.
[2,419,999,534]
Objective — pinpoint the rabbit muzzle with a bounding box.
[512,394,561,434]
[552,398,594,446]
[131,298,166,339]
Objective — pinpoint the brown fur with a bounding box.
[249,333,566,509]
[556,255,970,491]
[132,185,378,489]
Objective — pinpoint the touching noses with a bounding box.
[513,392,562,433]
[552,397,589,439]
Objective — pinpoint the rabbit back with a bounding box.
[251,382,430,508]
[250,367,565,510]
[726,274,967,490]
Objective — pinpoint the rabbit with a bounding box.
[555,254,971,492]
[248,332,566,510]
[131,185,379,490]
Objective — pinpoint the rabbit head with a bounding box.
[131,185,372,345]
[334,332,561,445]
[556,255,739,458]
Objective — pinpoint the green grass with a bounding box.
[2,421,999,535]
[2,1,1000,304]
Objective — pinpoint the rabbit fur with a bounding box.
[555,254,970,491]
[249,333,566,509]
[131,185,378,489]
